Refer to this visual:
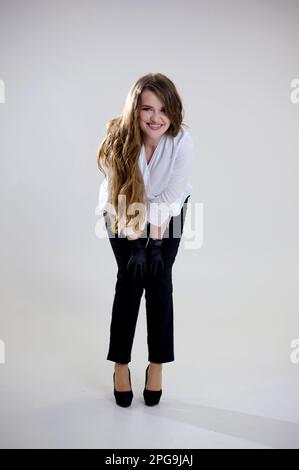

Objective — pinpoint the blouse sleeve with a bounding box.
[145,133,194,226]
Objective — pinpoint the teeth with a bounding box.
[147,124,162,129]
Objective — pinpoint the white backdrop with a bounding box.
[0,0,299,449]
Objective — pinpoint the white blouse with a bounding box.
[95,125,193,236]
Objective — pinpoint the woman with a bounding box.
[96,73,193,407]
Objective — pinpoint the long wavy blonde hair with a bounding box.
[97,72,189,235]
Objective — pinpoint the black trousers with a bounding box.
[104,195,190,364]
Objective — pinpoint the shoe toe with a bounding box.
[143,389,162,406]
[114,391,133,407]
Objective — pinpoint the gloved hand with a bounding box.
[147,238,165,277]
[126,238,147,280]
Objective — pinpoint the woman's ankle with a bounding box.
[149,362,162,369]
[115,362,129,369]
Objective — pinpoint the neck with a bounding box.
[142,134,163,149]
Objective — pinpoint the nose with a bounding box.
[150,114,161,126]
[149,111,163,124]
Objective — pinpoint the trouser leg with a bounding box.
[104,213,146,364]
[144,195,190,363]
[106,266,144,364]
[144,265,175,363]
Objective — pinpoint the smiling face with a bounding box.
[139,89,171,146]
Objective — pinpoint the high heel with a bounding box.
[143,364,162,406]
[113,367,133,407]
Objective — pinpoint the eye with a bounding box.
[142,107,166,112]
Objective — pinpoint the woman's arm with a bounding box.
[127,232,142,240]
[147,134,193,237]
[149,135,193,207]
[149,215,171,240]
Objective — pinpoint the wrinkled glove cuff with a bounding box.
[128,237,145,252]
[148,238,163,247]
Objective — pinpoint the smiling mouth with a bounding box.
[146,123,163,130]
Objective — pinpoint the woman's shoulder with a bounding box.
[171,125,193,148]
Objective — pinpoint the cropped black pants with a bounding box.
[104,195,190,364]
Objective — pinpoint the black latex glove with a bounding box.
[147,238,165,277]
[126,238,147,280]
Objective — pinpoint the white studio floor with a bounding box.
[1,265,299,449]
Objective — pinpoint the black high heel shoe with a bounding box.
[143,364,162,406]
[113,367,133,407]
